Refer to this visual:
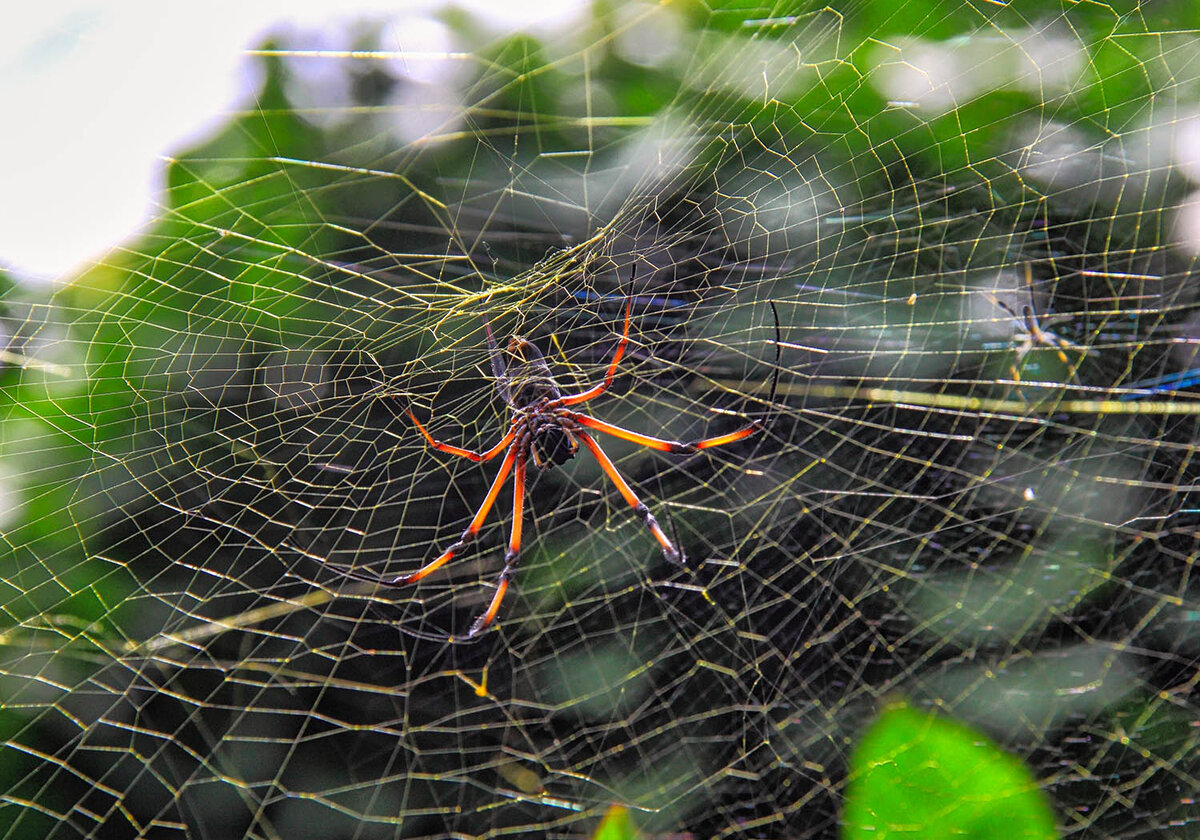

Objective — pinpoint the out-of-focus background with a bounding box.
[2,1,1199,837]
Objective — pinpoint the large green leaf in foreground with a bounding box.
[843,702,1058,840]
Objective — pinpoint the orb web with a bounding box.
[3,2,1199,838]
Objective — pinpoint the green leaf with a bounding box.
[843,702,1058,840]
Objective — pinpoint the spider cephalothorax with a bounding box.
[340,293,779,637]
[504,336,564,407]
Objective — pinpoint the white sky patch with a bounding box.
[1,1,272,281]
[1173,190,1200,256]
[870,27,1082,115]
[870,37,989,113]
[613,2,686,69]
[0,0,583,282]
[1147,109,1200,184]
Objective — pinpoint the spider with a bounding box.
[986,263,1087,383]
[342,293,780,637]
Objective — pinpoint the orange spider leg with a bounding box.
[553,296,632,407]
[576,431,682,565]
[1034,321,1074,367]
[387,443,518,587]
[559,410,761,453]
[689,424,760,450]
[408,409,517,461]
[559,299,779,447]
[469,452,527,637]
[1015,303,1068,363]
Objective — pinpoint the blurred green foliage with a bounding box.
[592,804,641,840]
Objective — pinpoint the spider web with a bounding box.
[3,1,1200,837]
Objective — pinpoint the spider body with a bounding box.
[987,264,1087,383]
[499,337,582,468]
[341,294,779,638]
[528,411,578,468]
[505,337,564,407]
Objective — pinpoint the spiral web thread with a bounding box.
[2,2,1200,838]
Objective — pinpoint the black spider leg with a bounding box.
[482,309,515,408]
[479,240,516,409]
[653,464,688,568]
[659,299,782,559]
[760,301,783,427]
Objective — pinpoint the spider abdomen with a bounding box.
[530,418,577,468]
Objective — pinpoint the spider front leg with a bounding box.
[577,431,682,565]
[558,299,780,449]
[552,295,632,408]
[363,410,517,586]
[408,409,517,462]
[556,409,762,453]
[469,450,527,637]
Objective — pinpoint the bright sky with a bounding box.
[0,0,583,282]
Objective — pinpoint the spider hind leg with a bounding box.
[469,452,528,636]
[577,431,684,566]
